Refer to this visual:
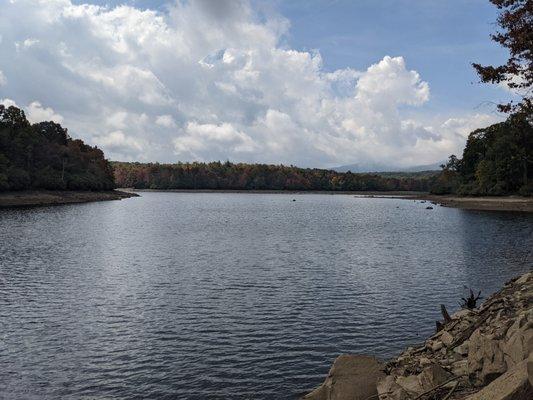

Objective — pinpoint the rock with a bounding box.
[396,375,422,395]
[451,359,469,376]
[430,341,443,352]
[419,357,432,367]
[454,341,469,356]
[440,331,454,347]
[465,360,533,400]
[468,329,507,385]
[501,313,533,368]
[301,272,533,400]
[376,376,411,400]
[515,272,532,285]
[452,309,474,319]
[417,364,452,392]
[393,364,452,398]
[301,355,385,400]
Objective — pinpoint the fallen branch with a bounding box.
[363,390,393,400]
[412,374,466,400]
[450,313,491,349]
[441,381,459,400]
[441,304,452,324]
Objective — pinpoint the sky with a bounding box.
[0,0,517,168]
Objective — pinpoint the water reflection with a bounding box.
[0,193,532,399]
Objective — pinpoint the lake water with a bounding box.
[1,192,532,399]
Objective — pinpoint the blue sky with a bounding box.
[77,0,510,116]
[0,0,512,168]
[277,0,508,112]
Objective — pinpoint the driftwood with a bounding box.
[436,304,452,331]
[461,289,482,310]
[441,304,452,324]
[412,374,466,400]
[450,310,491,349]
[441,381,459,400]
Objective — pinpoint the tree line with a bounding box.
[0,105,115,191]
[431,0,532,196]
[431,112,532,196]
[112,161,435,192]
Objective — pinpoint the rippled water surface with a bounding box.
[1,192,532,399]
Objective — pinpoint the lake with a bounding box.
[1,192,532,399]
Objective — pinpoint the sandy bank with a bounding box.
[124,189,533,212]
[0,190,138,208]
[367,194,533,212]
[415,195,533,212]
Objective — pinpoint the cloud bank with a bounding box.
[0,0,500,167]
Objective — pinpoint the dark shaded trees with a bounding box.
[430,113,533,195]
[0,105,115,191]
[431,0,533,196]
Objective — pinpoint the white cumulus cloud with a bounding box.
[26,101,63,124]
[95,130,144,159]
[155,114,176,128]
[0,0,502,167]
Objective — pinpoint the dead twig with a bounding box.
[441,304,452,324]
[412,374,466,400]
[363,391,393,400]
[441,381,459,400]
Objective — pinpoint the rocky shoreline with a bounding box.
[302,272,533,400]
[0,190,138,208]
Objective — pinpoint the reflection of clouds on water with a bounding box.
[0,193,531,399]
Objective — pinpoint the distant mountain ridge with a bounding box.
[332,161,444,173]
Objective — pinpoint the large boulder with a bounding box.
[376,376,411,400]
[301,355,385,400]
[468,329,507,385]
[465,359,532,400]
[501,310,533,368]
[380,364,452,399]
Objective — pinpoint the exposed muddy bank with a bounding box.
[415,195,533,213]
[0,190,138,208]
[367,194,533,212]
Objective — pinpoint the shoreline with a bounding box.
[401,194,533,213]
[130,188,424,196]
[0,190,138,208]
[127,188,533,212]
[302,271,533,400]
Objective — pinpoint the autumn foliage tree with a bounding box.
[472,0,533,113]
[112,161,435,192]
[0,105,115,191]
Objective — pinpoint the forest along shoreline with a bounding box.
[0,190,137,208]
[301,271,533,400]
